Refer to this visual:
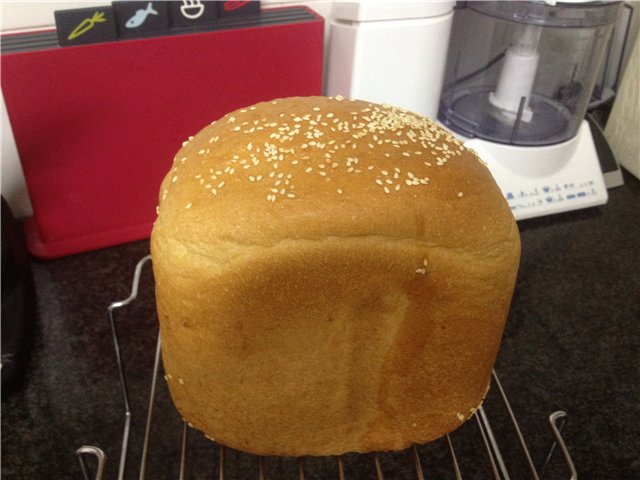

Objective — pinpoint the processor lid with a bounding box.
[468,1,621,28]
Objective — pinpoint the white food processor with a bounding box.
[438,1,623,220]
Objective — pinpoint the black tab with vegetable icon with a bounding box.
[54,6,117,46]
[168,0,219,31]
[113,1,169,38]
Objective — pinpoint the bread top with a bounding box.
[153,96,518,254]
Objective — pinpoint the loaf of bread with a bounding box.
[150,96,520,457]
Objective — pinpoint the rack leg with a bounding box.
[76,446,107,480]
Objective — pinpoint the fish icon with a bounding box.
[126,2,158,28]
[68,11,107,40]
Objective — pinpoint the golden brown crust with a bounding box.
[151,96,520,456]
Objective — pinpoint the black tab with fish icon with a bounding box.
[168,0,219,31]
[54,6,117,47]
[113,1,169,38]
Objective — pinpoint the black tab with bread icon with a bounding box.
[168,0,219,31]
[54,6,117,46]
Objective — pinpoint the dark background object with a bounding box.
[1,196,36,395]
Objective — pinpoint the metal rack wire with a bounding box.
[77,255,577,480]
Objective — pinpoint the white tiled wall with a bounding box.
[0,0,335,217]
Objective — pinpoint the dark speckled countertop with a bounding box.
[2,172,639,480]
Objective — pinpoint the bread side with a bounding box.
[151,96,520,456]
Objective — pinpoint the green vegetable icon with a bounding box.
[68,11,106,40]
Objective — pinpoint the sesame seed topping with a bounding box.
[164,97,467,206]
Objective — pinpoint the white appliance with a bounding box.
[326,1,454,118]
[326,0,624,221]
[438,1,623,220]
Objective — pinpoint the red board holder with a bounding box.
[1,6,324,259]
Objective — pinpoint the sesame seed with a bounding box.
[185,203,192,209]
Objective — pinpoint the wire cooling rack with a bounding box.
[77,255,577,479]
